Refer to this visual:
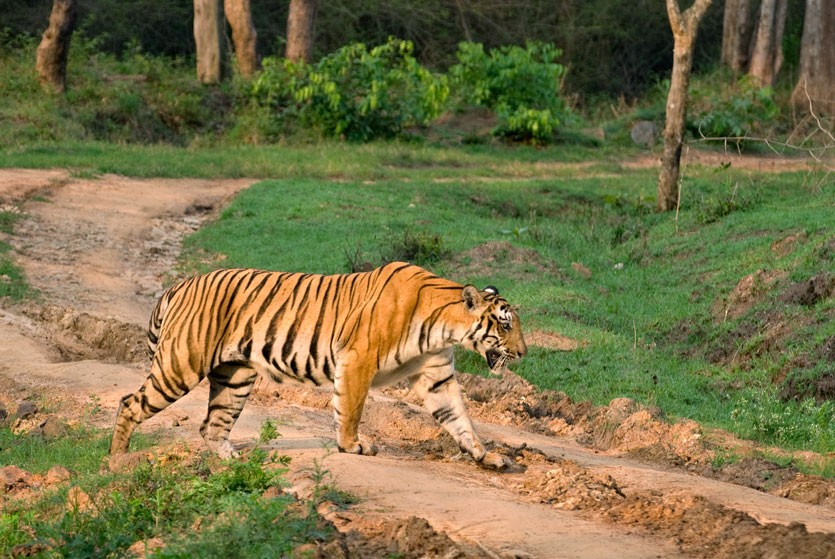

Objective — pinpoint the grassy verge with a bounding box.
[1,139,621,180]
[0,204,32,301]
[179,158,835,462]
[0,423,334,558]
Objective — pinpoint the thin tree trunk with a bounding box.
[286,0,318,63]
[721,0,752,74]
[748,0,788,87]
[657,0,713,213]
[194,0,224,84]
[791,0,835,115]
[224,0,258,77]
[35,0,77,94]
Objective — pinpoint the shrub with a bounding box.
[253,38,449,141]
[449,41,569,142]
[690,77,779,144]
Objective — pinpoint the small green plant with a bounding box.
[258,418,281,445]
[449,41,569,143]
[84,394,102,417]
[383,229,450,267]
[308,457,359,513]
[731,389,835,452]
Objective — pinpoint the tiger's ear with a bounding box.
[462,285,486,313]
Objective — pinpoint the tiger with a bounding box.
[109,261,527,469]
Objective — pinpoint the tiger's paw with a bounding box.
[477,450,516,471]
[338,441,378,456]
[206,439,240,460]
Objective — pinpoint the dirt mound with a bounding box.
[521,459,624,510]
[336,515,485,559]
[776,474,835,509]
[604,490,835,559]
[781,272,835,306]
[458,373,708,466]
[712,269,786,322]
[20,304,146,363]
[525,329,582,351]
[449,241,563,282]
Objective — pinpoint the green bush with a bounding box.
[690,77,779,143]
[253,38,448,141]
[449,41,569,142]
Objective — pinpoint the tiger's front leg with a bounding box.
[410,353,510,470]
[332,356,378,456]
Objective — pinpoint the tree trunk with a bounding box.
[791,0,835,115]
[748,0,788,87]
[285,0,318,63]
[224,0,258,78]
[657,0,714,213]
[35,0,77,94]
[721,0,752,74]
[194,0,224,84]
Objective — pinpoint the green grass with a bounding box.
[179,159,835,457]
[0,424,330,558]
[1,139,623,180]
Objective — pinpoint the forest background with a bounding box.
[3,0,832,153]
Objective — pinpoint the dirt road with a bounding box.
[2,168,835,558]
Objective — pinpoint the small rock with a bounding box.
[45,465,72,485]
[38,416,69,440]
[630,120,657,147]
[1,465,32,492]
[13,401,37,421]
[0,403,8,424]
[107,451,151,473]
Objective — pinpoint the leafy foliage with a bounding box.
[690,77,780,144]
[732,389,835,452]
[449,42,569,142]
[0,435,326,559]
[0,33,233,147]
[252,38,448,141]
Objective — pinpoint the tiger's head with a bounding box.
[461,285,527,374]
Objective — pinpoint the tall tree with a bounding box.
[657,0,713,213]
[35,0,77,93]
[286,0,318,63]
[748,0,788,87]
[194,0,224,84]
[224,0,258,77]
[791,0,835,115]
[721,0,753,74]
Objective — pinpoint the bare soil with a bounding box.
[2,165,835,558]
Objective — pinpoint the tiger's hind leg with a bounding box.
[110,357,203,455]
[201,363,258,459]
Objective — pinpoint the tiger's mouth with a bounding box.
[485,349,506,373]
